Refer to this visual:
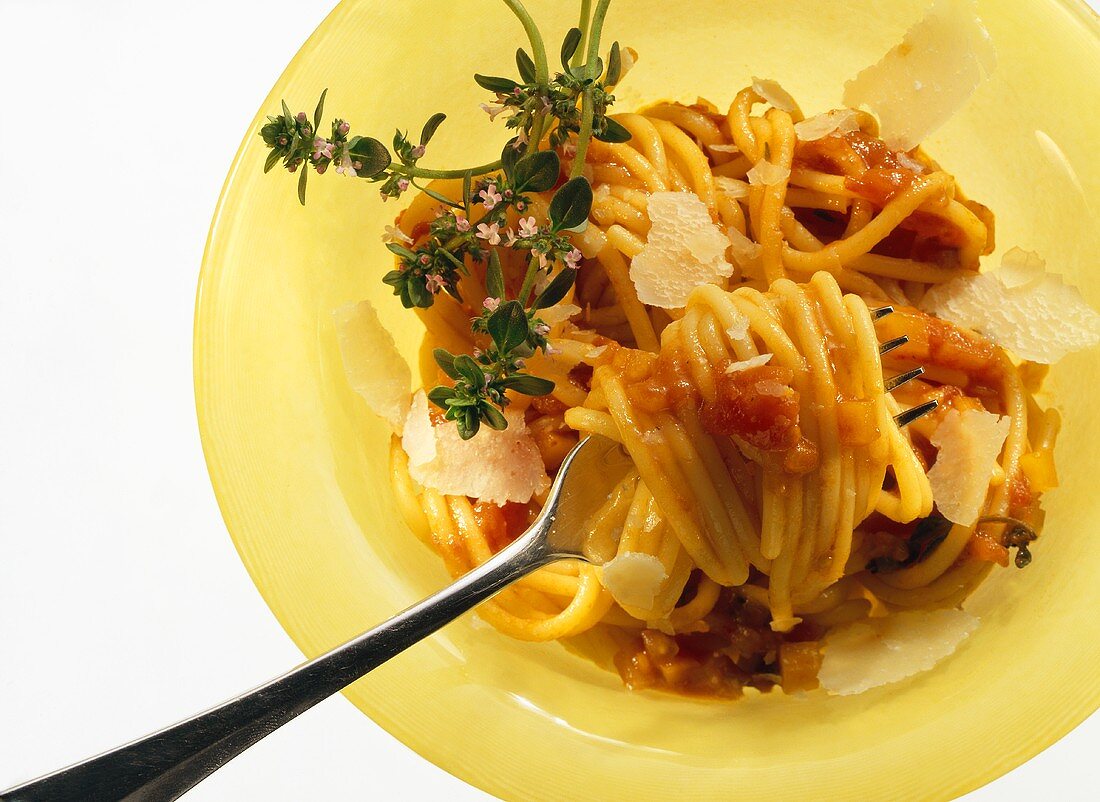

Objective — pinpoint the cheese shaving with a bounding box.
[629,192,734,309]
[333,300,412,434]
[920,250,1100,363]
[793,109,861,142]
[405,407,549,505]
[707,143,741,155]
[727,226,763,270]
[842,0,996,151]
[538,303,581,327]
[401,391,437,467]
[601,552,667,610]
[746,160,791,187]
[895,150,926,174]
[751,77,798,113]
[726,353,773,374]
[927,409,1010,525]
[819,609,978,696]
[725,312,750,342]
[714,176,750,199]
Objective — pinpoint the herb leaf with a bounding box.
[488,301,530,353]
[420,112,447,146]
[498,374,555,395]
[486,250,505,300]
[433,349,462,380]
[560,27,583,70]
[511,150,560,193]
[473,74,519,94]
[548,177,593,232]
[516,48,536,83]
[596,117,632,143]
[533,268,577,309]
[347,136,392,177]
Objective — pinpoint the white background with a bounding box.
[0,1,1096,799]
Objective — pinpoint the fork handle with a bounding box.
[1,527,555,802]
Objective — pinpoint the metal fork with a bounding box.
[0,435,634,802]
[3,311,934,801]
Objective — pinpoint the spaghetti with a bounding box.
[386,87,1059,698]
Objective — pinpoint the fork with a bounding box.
[2,308,933,801]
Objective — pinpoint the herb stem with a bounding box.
[569,0,611,178]
[573,0,593,68]
[516,254,541,307]
[502,0,549,86]
[405,159,502,179]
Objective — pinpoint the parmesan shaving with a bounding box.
[725,312,750,342]
[586,345,608,359]
[406,407,549,505]
[895,150,926,174]
[333,300,412,434]
[819,609,978,696]
[751,77,798,113]
[746,160,791,187]
[725,353,773,374]
[727,226,763,270]
[842,0,996,151]
[714,176,750,199]
[538,303,581,327]
[401,391,437,467]
[707,143,741,156]
[600,552,667,610]
[926,409,1010,526]
[629,192,734,309]
[920,250,1100,363]
[793,109,860,142]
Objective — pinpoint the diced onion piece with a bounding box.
[746,160,791,187]
[333,300,412,433]
[629,192,734,309]
[725,353,773,374]
[920,250,1100,363]
[601,552,667,610]
[751,77,798,113]
[842,0,996,151]
[927,408,1010,525]
[819,609,978,695]
[793,109,861,141]
[401,391,437,467]
[406,407,549,505]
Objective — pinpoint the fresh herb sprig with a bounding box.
[259,0,624,438]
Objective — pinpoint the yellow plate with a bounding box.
[196,1,1100,798]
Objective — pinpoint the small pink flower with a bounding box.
[534,323,551,336]
[479,103,507,121]
[483,297,501,312]
[396,178,410,192]
[475,222,501,245]
[411,144,426,159]
[472,347,483,358]
[512,128,529,149]
[478,184,502,210]
[334,154,357,176]
[312,138,335,160]
[337,121,351,136]
[315,162,328,174]
[483,373,493,386]
[295,112,307,123]
[515,201,527,212]
[562,141,577,158]
[504,229,518,247]
[518,217,539,238]
[537,252,549,269]
[454,214,470,232]
[382,225,413,245]
[418,254,431,265]
[563,248,583,269]
[544,343,559,356]
[425,274,445,293]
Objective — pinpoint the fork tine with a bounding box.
[872,305,894,320]
[894,399,938,428]
[885,366,925,392]
[879,334,909,355]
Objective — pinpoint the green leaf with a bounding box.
[347,136,391,177]
[512,150,560,194]
[595,117,632,143]
[263,149,281,174]
[281,99,293,123]
[606,42,622,85]
[548,177,593,232]
[462,171,473,211]
[382,269,405,287]
[473,74,519,94]
[533,269,577,309]
[420,112,446,146]
[456,411,480,440]
[487,300,528,353]
[427,385,457,409]
[297,166,308,206]
[498,374,555,395]
[313,88,328,130]
[500,140,520,181]
[407,278,433,308]
[568,57,603,82]
[560,27,582,70]
[433,349,462,380]
[417,183,463,209]
[452,354,484,386]
[486,249,505,300]
[516,48,536,83]
[385,242,418,261]
[481,403,509,431]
